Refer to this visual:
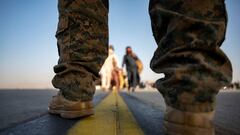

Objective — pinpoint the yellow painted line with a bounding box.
[67,89,144,135]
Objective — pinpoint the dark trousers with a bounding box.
[127,67,138,89]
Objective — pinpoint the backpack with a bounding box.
[135,59,143,74]
[131,54,143,74]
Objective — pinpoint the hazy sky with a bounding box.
[1,0,239,88]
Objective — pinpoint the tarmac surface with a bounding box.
[0,88,239,135]
[121,88,240,135]
[0,89,108,135]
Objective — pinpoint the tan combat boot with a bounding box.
[48,92,94,119]
[164,106,215,135]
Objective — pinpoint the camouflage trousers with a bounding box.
[52,0,109,101]
[148,0,232,134]
[149,0,232,113]
[53,0,232,128]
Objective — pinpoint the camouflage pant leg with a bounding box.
[52,0,109,101]
[149,0,232,133]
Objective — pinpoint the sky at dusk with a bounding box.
[1,0,240,88]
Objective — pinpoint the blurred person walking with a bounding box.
[99,45,119,91]
[122,46,141,92]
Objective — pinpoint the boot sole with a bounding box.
[48,108,94,119]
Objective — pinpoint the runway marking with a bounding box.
[67,89,144,135]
